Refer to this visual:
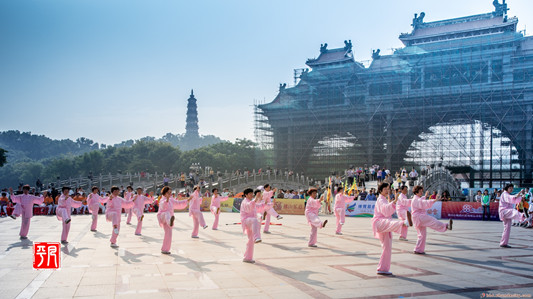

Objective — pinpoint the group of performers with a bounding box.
[5,181,528,273]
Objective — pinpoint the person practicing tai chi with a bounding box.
[334,186,356,235]
[9,185,46,239]
[372,183,412,276]
[105,186,134,248]
[56,186,83,244]
[189,186,208,238]
[87,186,108,232]
[157,186,190,254]
[131,186,153,236]
[396,186,412,241]
[210,188,229,230]
[499,184,525,248]
[240,189,265,263]
[305,188,327,247]
[261,184,282,234]
[124,186,134,225]
[411,186,452,254]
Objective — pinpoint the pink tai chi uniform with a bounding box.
[157,197,188,253]
[105,196,134,246]
[132,194,153,235]
[189,190,207,237]
[87,193,108,231]
[11,193,44,238]
[56,194,82,243]
[124,191,134,224]
[240,197,264,262]
[262,190,281,233]
[210,194,229,230]
[372,194,404,273]
[411,195,447,253]
[334,193,355,234]
[305,196,325,246]
[499,191,524,246]
[396,193,412,239]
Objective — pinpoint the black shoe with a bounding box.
[170,216,175,227]
[10,215,16,219]
[322,220,328,228]
[413,251,426,254]
[448,219,453,231]
[500,244,512,248]
[65,218,71,224]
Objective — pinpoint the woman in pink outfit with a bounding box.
[240,189,265,263]
[305,188,327,247]
[334,186,356,235]
[87,186,108,232]
[157,186,190,254]
[396,186,412,241]
[411,186,451,254]
[262,184,283,234]
[499,184,525,248]
[9,185,46,239]
[55,186,83,244]
[372,183,412,276]
[124,186,134,225]
[189,186,208,238]
[105,186,134,248]
[131,186,153,236]
[210,188,229,230]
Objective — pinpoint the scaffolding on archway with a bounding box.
[255,3,533,187]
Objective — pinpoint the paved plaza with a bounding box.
[1,211,532,299]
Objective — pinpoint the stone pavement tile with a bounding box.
[75,284,115,297]
[212,277,255,289]
[3,287,25,299]
[223,287,270,297]
[170,289,228,299]
[32,286,77,299]
[116,292,172,299]
[79,272,116,286]
[41,268,85,288]
[74,296,114,299]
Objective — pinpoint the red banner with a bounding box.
[441,202,499,221]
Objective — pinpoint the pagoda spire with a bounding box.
[185,90,199,138]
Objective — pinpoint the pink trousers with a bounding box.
[210,206,220,230]
[20,217,31,238]
[135,215,143,235]
[107,212,121,244]
[191,211,206,237]
[61,222,71,242]
[374,219,403,272]
[161,223,172,252]
[500,210,523,246]
[125,208,133,224]
[307,212,323,246]
[90,209,98,231]
[335,208,345,233]
[414,215,447,253]
[242,218,260,261]
[397,210,409,239]
[263,213,271,232]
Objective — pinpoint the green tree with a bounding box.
[0,148,7,167]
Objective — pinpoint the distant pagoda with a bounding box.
[185,89,199,139]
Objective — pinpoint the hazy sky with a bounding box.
[1,0,532,145]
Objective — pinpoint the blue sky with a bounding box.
[1,0,532,145]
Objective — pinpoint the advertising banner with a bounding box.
[346,201,376,217]
[272,198,305,215]
[440,202,499,220]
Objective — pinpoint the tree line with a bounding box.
[0,138,265,188]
